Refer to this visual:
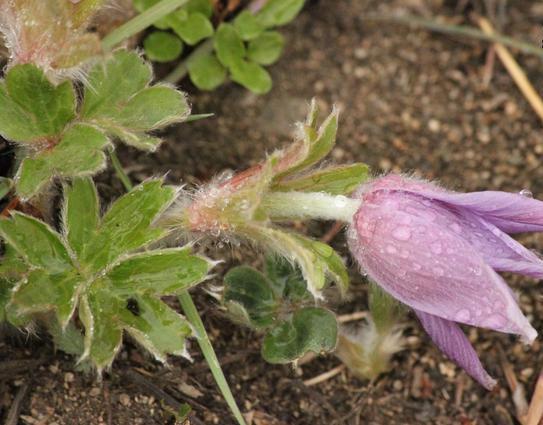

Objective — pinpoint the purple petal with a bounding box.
[348,191,537,343]
[456,209,543,279]
[414,309,496,390]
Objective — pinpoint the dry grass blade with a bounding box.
[498,345,528,424]
[526,372,543,425]
[476,16,543,123]
[303,364,346,387]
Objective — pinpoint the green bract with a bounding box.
[223,256,337,363]
[0,178,211,372]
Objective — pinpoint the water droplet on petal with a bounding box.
[482,313,506,329]
[412,263,422,271]
[455,308,471,322]
[433,266,444,276]
[449,223,462,233]
[519,189,533,198]
[430,242,442,254]
[385,245,397,254]
[392,226,411,241]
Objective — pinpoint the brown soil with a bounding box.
[2,0,543,424]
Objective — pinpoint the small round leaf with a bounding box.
[143,31,183,62]
[247,31,285,65]
[188,53,227,91]
[214,23,245,68]
[230,60,272,94]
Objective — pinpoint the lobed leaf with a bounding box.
[261,307,337,363]
[16,124,110,199]
[81,180,175,272]
[107,248,210,296]
[264,255,309,302]
[81,51,189,151]
[0,212,71,273]
[63,177,100,258]
[0,64,76,143]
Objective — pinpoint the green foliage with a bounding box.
[0,178,13,201]
[247,31,284,65]
[234,11,264,40]
[170,11,214,45]
[0,178,211,371]
[229,60,272,94]
[81,51,189,151]
[16,124,110,199]
[0,64,76,143]
[368,283,404,333]
[262,307,337,363]
[214,24,246,68]
[144,31,184,62]
[0,50,190,199]
[255,0,305,28]
[223,256,337,363]
[187,53,227,90]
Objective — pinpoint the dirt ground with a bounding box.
[2,0,543,424]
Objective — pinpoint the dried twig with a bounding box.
[4,382,30,425]
[337,311,368,324]
[476,16,543,123]
[320,221,344,244]
[526,372,543,425]
[303,364,345,387]
[498,345,528,424]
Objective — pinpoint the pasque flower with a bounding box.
[347,174,541,389]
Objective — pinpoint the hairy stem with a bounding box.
[178,291,247,425]
[102,0,189,50]
[261,191,360,223]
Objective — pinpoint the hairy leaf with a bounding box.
[16,124,110,199]
[272,163,369,195]
[81,51,189,151]
[0,64,76,143]
[262,307,337,363]
[107,248,210,296]
[223,266,278,328]
[82,180,175,273]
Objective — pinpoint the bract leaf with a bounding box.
[261,307,337,363]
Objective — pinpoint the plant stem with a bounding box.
[261,191,360,223]
[365,15,543,60]
[102,0,189,50]
[108,148,133,191]
[178,291,247,425]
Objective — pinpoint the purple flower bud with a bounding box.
[347,174,540,389]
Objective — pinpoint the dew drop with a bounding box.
[482,313,506,329]
[412,263,422,271]
[455,308,471,322]
[430,242,442,254]
[519,189,533,198]
[449,223,462,233]
[386,245,397,254]
[392,226,411,241]
[433,266,445,276]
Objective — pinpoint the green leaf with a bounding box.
[261,307,337,363]
[119,294,192,362]
[144,31,183,62]
[247,31,284,65]
[63,177,100,258]
[16,124,110,199]
[223,266,278,328]
[107,248,210,296]
[133,0,172,29]
[272,163,369,195]
[230,60,272,94]
[0,212,71,273]
[0,64,76,143]
[214,23,245,68]
[255,0,305,28]
[0,278,13,322]
[264,255,309,302]
[188,53,227,91]
[0,245,27,280]
[48,317,85,357]
[80,292,123,370]
[82,180,174,272]
[170,11,214,45]
[186,0,212,17]
[12,269,81,326]
[234,11,264,40]
[0,177,13,201]
[81,50,189,151]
